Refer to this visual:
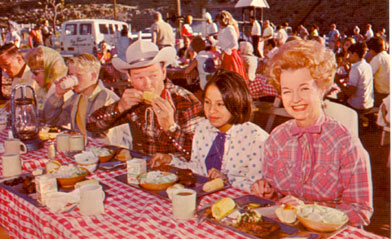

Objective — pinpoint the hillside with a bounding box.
[0,0,388,36]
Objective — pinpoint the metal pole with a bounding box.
[113,0,117,20]
[176,0,182,39]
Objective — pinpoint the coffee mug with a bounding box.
[172,189,196,220]
[56,133,70,152]
[79,184,105,216]
[4,139,27,154]
[69,135,85,152]
[2,153,22,177]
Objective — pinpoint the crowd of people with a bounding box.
[0,10,389,229]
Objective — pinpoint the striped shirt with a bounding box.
[263,115,373,227]
[87,80,203,161]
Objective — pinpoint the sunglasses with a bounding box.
[31,69,44,76]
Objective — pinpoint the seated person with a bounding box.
[44,53,119,138]
[184,36,215,90]
[251,40,373,227]
[25,46,70,116]
[0,43,38,92]
[239,41,258,82]
[336,42,374,112]
[169,70,268,192]
[87,40,204,162]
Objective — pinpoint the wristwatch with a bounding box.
[167,123,180,133]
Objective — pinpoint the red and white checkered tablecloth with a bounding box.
[0,129,387,239]
[249,75,280,99]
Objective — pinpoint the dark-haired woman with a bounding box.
[172,70,268,192]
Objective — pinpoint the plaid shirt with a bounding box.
[86,79,203,161]
[263,115,373,227]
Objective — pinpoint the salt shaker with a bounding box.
[48,142,56,159]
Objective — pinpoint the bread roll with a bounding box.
[143,91,159,104]
[202,178,224,192]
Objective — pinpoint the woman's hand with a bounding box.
[250,179,275,199]
[208,168,227,180]
[148,153,172,168]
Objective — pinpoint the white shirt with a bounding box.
[195,50,215,90]
[213,25,238,55]
[171,119,269,192]
[206,22,218,36]
[5,31,20,48]
[277,28,288,45]
[251,21,261,36]
[370,51,390,94]
[365,29,374,41]
[262,26,274,39]
[348,59,374,109]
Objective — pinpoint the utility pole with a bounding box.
[176,0,181,39]
[113,0,117,20]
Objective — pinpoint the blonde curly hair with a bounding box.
[266,40,337,94]
[216,10,236,27]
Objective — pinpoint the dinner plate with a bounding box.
[114,166,230,201]
[196,195,300,238]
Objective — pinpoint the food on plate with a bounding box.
[45,160,62,174]
[39,126,61,140]
[117,149,131,162]
[166,183,184,200]
[51,164,87,178]
[152,164,173,172]
[247,202,262,209]
[176,169,197,187]
[296,204,348,225]
[32,168,43,176]
[234,210,280,237]
[138,171,177,184]
[75,151,99,172]
[87,146,112,157]
[275,204,297,223]
[202,178,224,192]
[211,197,236,220]
[143,91,159,104]
[3,175,36,194]
[75,179,99,189]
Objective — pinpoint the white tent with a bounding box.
[235,0,270,8]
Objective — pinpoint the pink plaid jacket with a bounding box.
[263,115,373,227]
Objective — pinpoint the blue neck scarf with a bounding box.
[205,132,226,172]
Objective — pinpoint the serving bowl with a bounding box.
[56,168,89,189]
[296,204,348,232]
[75,152,99,172]
[138,171,178,191]
[97,148,115,163]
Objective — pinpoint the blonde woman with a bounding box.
[210,11,248,84]
[25,46,68,114]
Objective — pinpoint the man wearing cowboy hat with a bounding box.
[87,40,203,165]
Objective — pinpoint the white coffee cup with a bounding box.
[69,135,85,152]
[79,184,105,216]
[56,133,70,152]
[2,153,22,177]
[4,138,27,154]
[60,75,79,90]
[172,188,196,220]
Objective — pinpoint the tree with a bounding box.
[38,0,65,34]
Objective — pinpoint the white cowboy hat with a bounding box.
[112,40,176,73]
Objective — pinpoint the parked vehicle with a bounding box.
[60,19,130,55]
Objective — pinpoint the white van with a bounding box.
[60,19,131,55]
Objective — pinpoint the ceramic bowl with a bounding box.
[56,168,88,189]
[138,172,178,191]
[296,204,348,232]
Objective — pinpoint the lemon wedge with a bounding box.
[212,197,236,220]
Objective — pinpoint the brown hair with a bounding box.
[0,43,20,57]
[266,40,336,94]
[203,69,252,124]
